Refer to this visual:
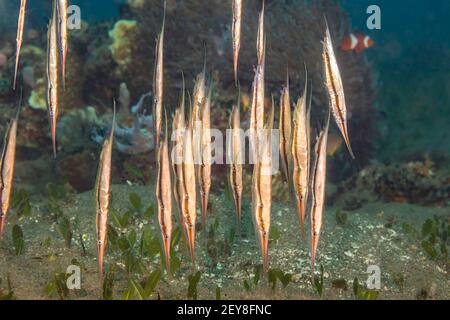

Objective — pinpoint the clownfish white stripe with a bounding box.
[350,33,358,50]
[364,36,371,48]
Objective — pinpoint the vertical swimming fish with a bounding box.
[95,103,116,279]
[310,109,330,272]
[156,115,173,275]
[13,0,27,90]
[232,0,242,85]
[47,3,59,157]
[0,104,21,238]
[182,124,197,267]
[279,72,291,185]
[256,1,265,67]
[249,66,264,164]
[249,65,265,141]
[199,87,212,226]
[57,0,68,89]
[249,1,265,162]
[172,90,188,250]
[251,110,273,274]
[292,72,310,236]
[323,19,355,159]
[229,102,243,228]
[153,1,166,147]
[191,65,207,167]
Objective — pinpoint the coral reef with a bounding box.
[109,20,139,68]
[122,0,377,175]
[0,0,378,192]
[56,150,98,192]
[332,159,450,210]
[92,91,156,155]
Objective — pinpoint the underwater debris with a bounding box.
[95,103,116,279]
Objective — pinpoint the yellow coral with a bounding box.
[28,78,47,110]
[127,0,145,9]
[109,20,138,66]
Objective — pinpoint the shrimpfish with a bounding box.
[279,72,292,185]
[172,85,188,251]
[153,2,166,147]
[251,108,273,274]
[13,0,27,90]
[0,102,21,238]
[57,0,68,88]
[47,3,60,157]
[182,124,197,268]
[199,87,212,227]
[311,109,330,272]
[232,0,242,85]
[156,115,173,275]
[95,103,116,279]
[229,101,243,228]
[323,20,355,159]
[292,71,311,236]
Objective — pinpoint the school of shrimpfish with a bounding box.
[1,0,356,284]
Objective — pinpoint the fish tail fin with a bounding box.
[311,234,319,274]
[262,233,269,274]
[201,194,208,228]
[98,249,104,281]
[235,196,241,230]
[178,214,189,253]
[187,226,196,269]
[299,201,306,239]
[0,216,5,239]
[13,49,20,91]
[62,63,66,91]
[234,52,239,87]
[282,160,290,185]
[163,236,171,276]
[342,127,355,159]
[52,119,57,158]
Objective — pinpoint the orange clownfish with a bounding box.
[341,32,374,53]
